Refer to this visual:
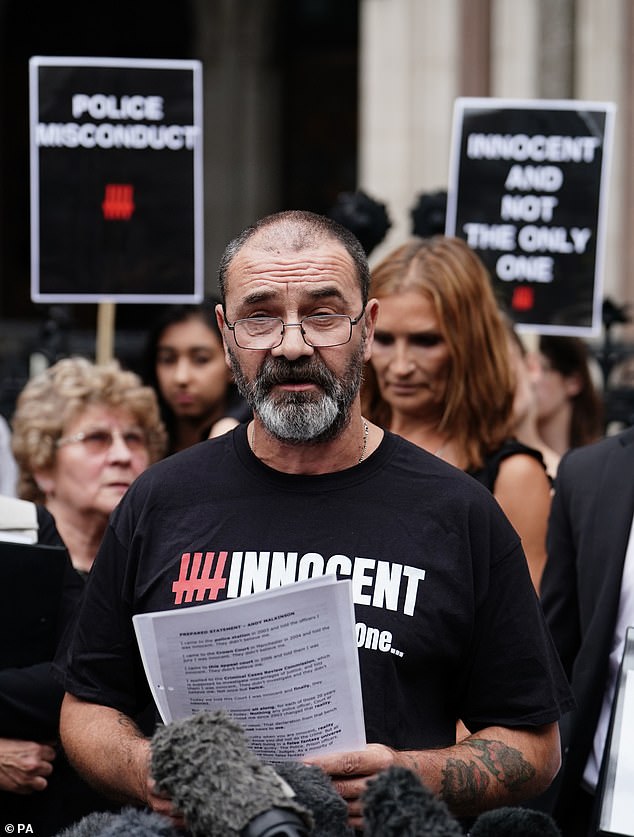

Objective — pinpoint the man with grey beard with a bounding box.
[57,210,573,833]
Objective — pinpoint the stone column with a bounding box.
[358,0,460,263]
[490,0,540,98]
[192,0,282,293]
[575,0,629,321]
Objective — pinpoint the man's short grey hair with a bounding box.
[217,209,370,307]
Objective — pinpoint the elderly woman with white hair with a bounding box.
[12,356,166,575]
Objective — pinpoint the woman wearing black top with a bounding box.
[362,236,551,592]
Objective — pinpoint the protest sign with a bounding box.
[446,97,615,336]
[29,56,204,303]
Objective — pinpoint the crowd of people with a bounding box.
[0,205,627,837]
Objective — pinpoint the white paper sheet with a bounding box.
[608,669,634,834]
[133,575,366,761]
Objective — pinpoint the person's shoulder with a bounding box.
[552,431,632,500]
[494,439,548,478]
[386,431,496,497]
[489,438,545,468]
[131,431,238,492]
[561,427,633,474]
[35,504,65,546]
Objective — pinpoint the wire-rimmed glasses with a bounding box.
[224,309,365,350]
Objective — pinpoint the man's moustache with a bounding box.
[257,358,334,389]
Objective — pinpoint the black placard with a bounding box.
[29,56,204,303]
[0,541,68,668]
[446,97,615,336]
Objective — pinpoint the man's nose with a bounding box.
[271,323,314,361]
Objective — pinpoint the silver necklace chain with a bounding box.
[358,418,369,463]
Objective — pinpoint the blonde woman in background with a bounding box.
[362,236,552,592]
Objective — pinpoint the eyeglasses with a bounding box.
[224,310,366,350]
[56,428,148,454]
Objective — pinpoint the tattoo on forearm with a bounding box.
[442,756,490,807]
[440,739,535,807]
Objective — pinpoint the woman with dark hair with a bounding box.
[143,298,251,455]
[533,335,604,456]
[362,235,552,591]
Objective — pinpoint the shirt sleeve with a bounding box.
[461,538,575,731]
[53,520,151,717]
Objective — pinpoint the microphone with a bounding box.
[95,808,180,837]
[273,760,353,837]
[150,710,313,837]
[54,811,117,837]
[54,807,179,837]
[361,765,464,837]
[469,806,562,836]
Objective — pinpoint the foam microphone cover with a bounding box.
[150,710,312,837]
[54,807,179,837]
[469,806,562,836]
[273,760,354,837]
[54,811,118,837]
[99,808,181,837]
[361,765,464,837]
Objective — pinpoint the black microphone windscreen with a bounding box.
[54,812,119,837]
[361,765,464,837]
[150,710,312,837]
[273,760,353,837]
[470,806,562,837]
[54,808,179,837]
[98,808,181,837]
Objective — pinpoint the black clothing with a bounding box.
[537,429,634,836]
[0,503,117,835]
[468,438,547,492]
[59,426,573,752]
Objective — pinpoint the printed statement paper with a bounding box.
[133,575,366,761]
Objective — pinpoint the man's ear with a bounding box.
[363,298,379,363]
[215,304,232,367]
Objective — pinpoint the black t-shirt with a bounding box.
[58,425,573,750]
